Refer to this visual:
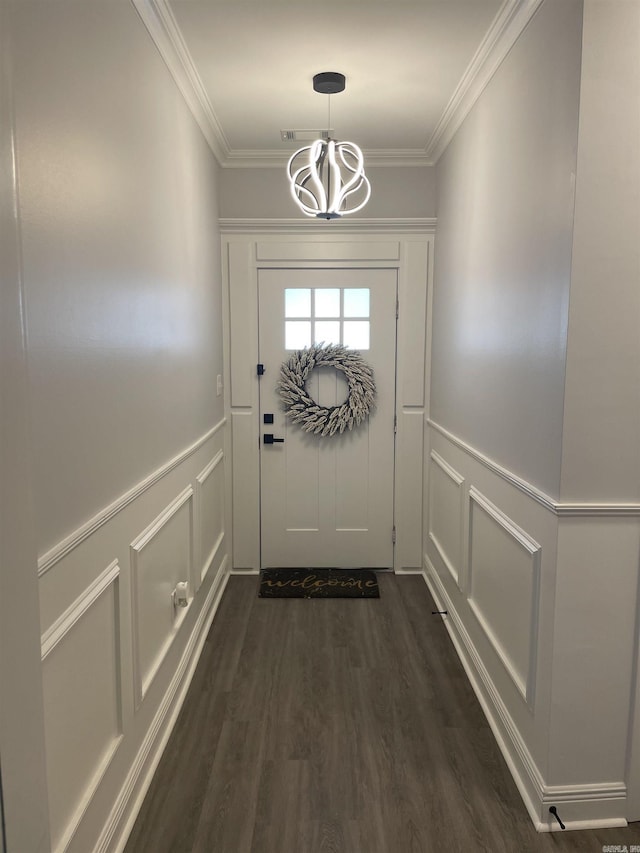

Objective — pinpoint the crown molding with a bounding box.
[425,0,545,163]
[134,0,544,170]
[219,217,436,234]
[131,0,230,163]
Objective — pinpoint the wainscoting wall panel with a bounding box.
[428,450,465,588]
[424,419,639,831]
[196,450,225,586]
[130,487,193,708]
[37,420,230,853]
[424,423,556,827]
[467,487,541,705]
[41,562,122,852]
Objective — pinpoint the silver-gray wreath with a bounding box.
[278,343,376,436]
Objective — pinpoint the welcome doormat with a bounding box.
[259,568,379,599]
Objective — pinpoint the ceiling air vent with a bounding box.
[280,129,331,142]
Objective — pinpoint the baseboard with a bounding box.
[97,558,230,853]
[421,555,629,832]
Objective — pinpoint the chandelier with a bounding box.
[287,72,371,220]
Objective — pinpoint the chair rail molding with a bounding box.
[427,419,640,517]
[38,419,226,577]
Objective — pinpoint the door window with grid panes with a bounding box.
[284,288,370,350]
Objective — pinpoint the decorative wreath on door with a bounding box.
[278,343,376,436]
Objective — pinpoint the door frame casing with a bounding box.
[222,225,435,574]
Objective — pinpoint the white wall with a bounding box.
[430,0,582,500]
[3,1,230,850]
[560,0,640,504]
[0,4,51,850]
[425,0,640,830]
[550,0,640,817]
[12,1,225,557]
[219,164,436,220]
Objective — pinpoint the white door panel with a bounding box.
[258,267,397,568]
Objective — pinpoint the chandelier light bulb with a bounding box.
[288,138,371,220]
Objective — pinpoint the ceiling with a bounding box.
[142,0,534,167]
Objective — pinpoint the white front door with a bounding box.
[258,267,397,568]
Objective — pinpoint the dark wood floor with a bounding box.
[125,574,640,852]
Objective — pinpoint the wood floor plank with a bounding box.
[125,574,640,852]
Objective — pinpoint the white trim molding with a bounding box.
[38,419,225,577]
[427,419,640,517]
[423,557,629,832]
[195,450,225,585]
[219,218,437,235]
[41,560,120,660]
[425,0,545,162]
[133,0,542,169]
[428,419,557,511]
[131,0,229,163]
[428,450,466,589]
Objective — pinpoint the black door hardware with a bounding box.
[263,434,285,444]
[263,414,274,424]
[257,364,265,376]
[548,806,565,830]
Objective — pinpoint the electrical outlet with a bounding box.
[216,374,223,397]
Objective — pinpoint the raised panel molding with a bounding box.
[256,241,400,261]
[220,218,436,234]
[467,487,541,706]
[195,450,225,586]
[395,410,425,572]
[130,487,194,708]
[428,450,466,589]
[41,560,120,661]
[230,410,260,570]
[41,561,123,852]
